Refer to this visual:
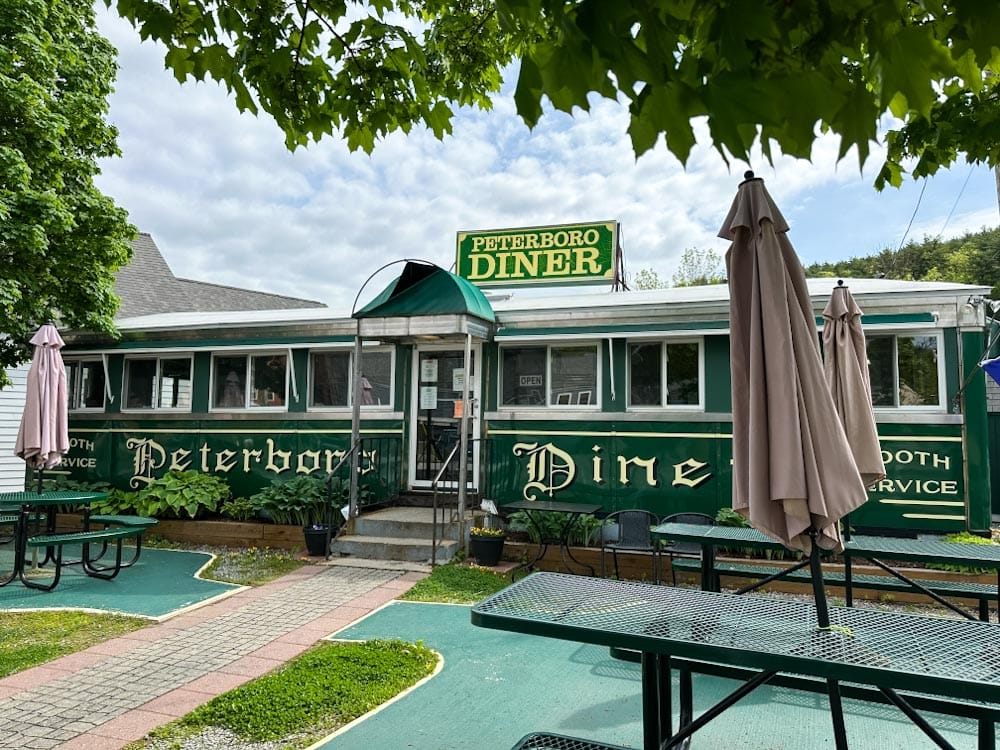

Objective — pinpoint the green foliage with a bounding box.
[507,510,603,546]
[109,1,1000,187]
[805,226,1000,295]
[401,562,510,603]
[671,247,727,288]
[633,268,666,290]
[1,0,134,384]
[220,495,257,522]
[714,508,750,528]
[133,471,230,519]
[175,640,437,742]
[248,474,345,527]
[0,611,147,678]
[926,531,997,574]
[88,488,140,516]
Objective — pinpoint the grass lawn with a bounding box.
[126,562,505,749]
[0,610,148,678]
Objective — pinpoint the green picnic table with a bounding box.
[652,522,1000,621]
[472,572,1000,750]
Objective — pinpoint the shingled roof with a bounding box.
[114,233,325,318]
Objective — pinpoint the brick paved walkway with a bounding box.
[0,561,426,749]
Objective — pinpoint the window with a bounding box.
[309,350,393,408]
[66,360,105,410]
[501,345,598,406]
[628,341,701,408]
[867,333,942,408]
[212,353,287,410]
[124,356,192,410]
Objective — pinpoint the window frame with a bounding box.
[307,346,395,411]
[626,337,704,411]
[866,330,946,411]
[65,358,106,412]
[121,354,194,412]
[210,351,289,412]
[500,343,601,408]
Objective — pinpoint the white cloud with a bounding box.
[94,6,999,308]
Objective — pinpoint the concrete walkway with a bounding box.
[0,560,427,749]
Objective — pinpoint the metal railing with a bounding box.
[356,436,403,510]
[430,437,509,567]
[321,435,402,560]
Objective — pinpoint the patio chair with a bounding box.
[599,509,661,584]
[660,511,715,585]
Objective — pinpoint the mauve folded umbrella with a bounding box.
[14,323,70,492]
[721,172,869,630]
[822,280,886,491]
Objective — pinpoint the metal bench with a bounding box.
[87,514,158,568]
[511,732,633,750]
[23,527,145,591]
[609,646,999,749]
[670,558,996,620]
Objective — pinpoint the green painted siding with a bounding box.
[961,330,992,530]
[704,336,731,412]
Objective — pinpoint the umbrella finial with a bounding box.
[837,279,844,287]
[744,170,755,180]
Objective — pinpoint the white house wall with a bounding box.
[0,364,28,491]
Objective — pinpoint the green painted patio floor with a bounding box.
[0,546,240,618]
[325,601,981,750]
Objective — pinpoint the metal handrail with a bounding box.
[429,437,495,567]
[430,442,463,567]
[324,442,360,561]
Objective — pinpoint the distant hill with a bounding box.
[805,225,1000,299]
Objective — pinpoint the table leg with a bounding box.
[641,653,660,750]
[701,546,717,592]
[508,511,548,580]
[827,679,849,750]
[845,553,854,608]
[559,514,595,576]
[0,509,24,586]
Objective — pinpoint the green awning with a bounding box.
[354,262,495,322]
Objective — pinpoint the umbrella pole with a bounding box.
[808,528,831,628]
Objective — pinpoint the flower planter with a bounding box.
[469,534,506,566]
[303,525,331,556]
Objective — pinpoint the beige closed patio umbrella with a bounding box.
[722,173,870,638]
[822,280,886,493]
[14,323,70,492]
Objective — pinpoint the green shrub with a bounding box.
[89,488,140,516]
[507,510,602,546]
[220,495,258,522]
[133,471,230,519]
[249,474,344,527]
[715,507,750,527]
[927,531,996,574]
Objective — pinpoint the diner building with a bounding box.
[55,223,998,537]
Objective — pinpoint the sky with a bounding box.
[93,8,1000,313]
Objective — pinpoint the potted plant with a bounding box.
[469,525,506,566]
[249,475,344,555]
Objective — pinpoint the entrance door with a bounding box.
[410,346,480,488]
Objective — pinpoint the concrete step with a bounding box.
[331,534,459,564]
[353,506,483,542]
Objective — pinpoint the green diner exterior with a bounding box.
[57,260,996,537]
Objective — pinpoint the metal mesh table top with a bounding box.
[0,491,106,507]
[651,523,782,548]
[472,572,1000,703]
[503,500,602,515]
[846,535,1000,567]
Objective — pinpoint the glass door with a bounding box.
[410,347,479,487]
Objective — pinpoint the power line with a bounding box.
[937,165,976,239]
[897,178,928,252]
